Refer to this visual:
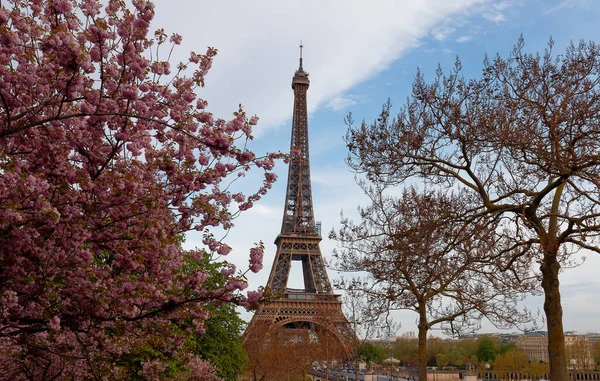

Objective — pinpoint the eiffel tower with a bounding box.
[244,45,352,354]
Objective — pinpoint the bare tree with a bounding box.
[344,37,600,380]
[332,185,535,381]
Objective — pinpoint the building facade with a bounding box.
[516,335,549,363]
[516,333,595,370]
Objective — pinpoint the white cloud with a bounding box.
[432,25,457,41]
[457,35,473,43]
[327,96,357,111]
[483,12,505,23]
[494,0,512,11]
[151,0,490,134]
[482,0,515,23]
[544,0,586,15]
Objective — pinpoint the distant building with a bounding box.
[516,335,549,363]
[494,333,520,344]
[588,333,600,345]
[516,332,595,370]
[524,330,548,336]
[457,332,521,342]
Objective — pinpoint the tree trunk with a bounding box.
[541,247,568,381]
[418,305,428,381]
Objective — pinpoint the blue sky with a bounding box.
[151,0,600,335]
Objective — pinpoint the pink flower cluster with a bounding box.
[249,244,264,273]
[247,289,263,304]
[0,0,282,378]
[183,357,223,381]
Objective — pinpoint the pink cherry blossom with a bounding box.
[170,33,182,45]
[248,244,264,273]
[246,289,263,305]
[0,0,284,378]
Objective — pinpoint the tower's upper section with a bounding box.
[292,43,310,89]
[280,44,317,236]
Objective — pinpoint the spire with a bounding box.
[299,41,303,71]
[292,42,309,89]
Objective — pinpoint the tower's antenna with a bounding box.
[299,40,303,70]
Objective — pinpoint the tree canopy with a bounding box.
[0,0,279,378]
[493,349,530,380]
[345,37,600,380]
[332,184,532,381]
[476,337,497,362]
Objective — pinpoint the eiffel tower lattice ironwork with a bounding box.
[244,45,353,353]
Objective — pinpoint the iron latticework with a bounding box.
[281,51,315,236]
[244,47,353,355]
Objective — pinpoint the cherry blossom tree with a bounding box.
[0,0,279,378]
[345,37,600,380]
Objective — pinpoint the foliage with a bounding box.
[189,304,247,381]
[447,346,469,367]
[496,342,516,355]
[0,0,280,378]
[360,343,381,364]
[525,361,550,379]
[493,349,529,380]
[185,259,249,381]
[425,338,444,367]
[436,353,449,367]
[345,36,600,380]
[363,336,517,370]
[476,337,497,362]
[117,258,248,380]
[593,339,600,366]
[391,338,419,366]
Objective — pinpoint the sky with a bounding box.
[150,0,600,336]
